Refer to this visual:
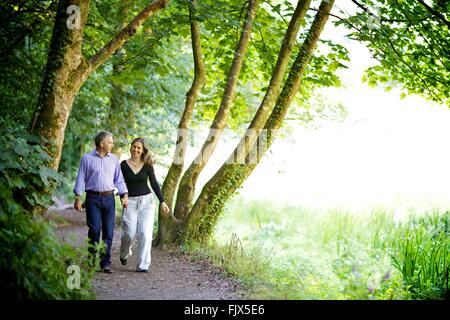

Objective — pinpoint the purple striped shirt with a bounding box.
[73,149,128,196]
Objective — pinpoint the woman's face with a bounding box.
[130,142,144,158]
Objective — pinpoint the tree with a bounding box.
[157,0,206,246]
[8,0,347,241]
[156,0,338,246]
[29,0,170,171]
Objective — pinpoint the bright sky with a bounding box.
[190,2,450,211]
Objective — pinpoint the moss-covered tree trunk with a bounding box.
[183,0,335,243]
[30,0,169,172]
[171,0,260,230]
[155,0,206,248]
[27,0,169,213]
[30,0,91,169]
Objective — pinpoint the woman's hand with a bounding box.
[160,202,170,216]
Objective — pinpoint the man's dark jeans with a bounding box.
[85,193,115,269]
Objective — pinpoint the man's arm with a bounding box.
[73,156,87,212]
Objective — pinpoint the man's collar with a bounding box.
[94,149,111,157]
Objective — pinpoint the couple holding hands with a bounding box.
[73,131,170,273]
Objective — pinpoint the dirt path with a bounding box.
[46,206,245,300]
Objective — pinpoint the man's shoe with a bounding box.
[137,269,148,273]
[102,266,113,273]
[120,257,127,266]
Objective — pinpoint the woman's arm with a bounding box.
[148,165,165,203]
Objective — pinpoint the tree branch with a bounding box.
[394,1,450,73]
[87,0,169,75]
[382,31,441,101]
[416,0,450,29]
[85,23,115,36]
[308,8,345,21]
[309,7,429,24]
[263,0,289,26]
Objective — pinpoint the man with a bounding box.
[73,131,128,273]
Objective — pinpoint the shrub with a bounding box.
[0,124,95,299]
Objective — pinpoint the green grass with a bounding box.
[390,212,449,299]
[202,197,449,300]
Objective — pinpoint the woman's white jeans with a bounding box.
[120,194,155,271]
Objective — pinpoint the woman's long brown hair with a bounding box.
[131,137,154,167]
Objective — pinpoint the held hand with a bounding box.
[121,195,128,209]
[74,198,82,212]
[160,202,170,216]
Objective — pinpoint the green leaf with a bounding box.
[38,166,59,187]
[14,139,29,156]
[4,174,26,189]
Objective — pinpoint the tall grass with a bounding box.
[391,212,449,299]
[206,197,449,300]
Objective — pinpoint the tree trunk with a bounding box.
[155,0,206,248]
[172,0,260,228]
[30,0,91,170]
[183,0,335,244]
[30,0,169,174]
[27,0,169,215]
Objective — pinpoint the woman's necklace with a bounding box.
[128,158,142,169]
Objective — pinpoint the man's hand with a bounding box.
[74,198,82,212]
[121,194,128,209]
[160,202,170,217]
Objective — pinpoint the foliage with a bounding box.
[0,122,62,210]
[193,0,351,130]
[0,208,96,299]
[0,0,55,126]
[210,197,448,299]
[336,0,450,106]
[0,0,350,182]
[0,123,95,299]
[391,212,449,299]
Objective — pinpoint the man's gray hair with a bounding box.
[95,131,113,148]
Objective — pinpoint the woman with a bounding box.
[119,137,170,272]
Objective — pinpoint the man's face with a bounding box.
[100,135,114,153]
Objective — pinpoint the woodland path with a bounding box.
[46,204,245,300]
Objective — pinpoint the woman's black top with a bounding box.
[120,160,165,202]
